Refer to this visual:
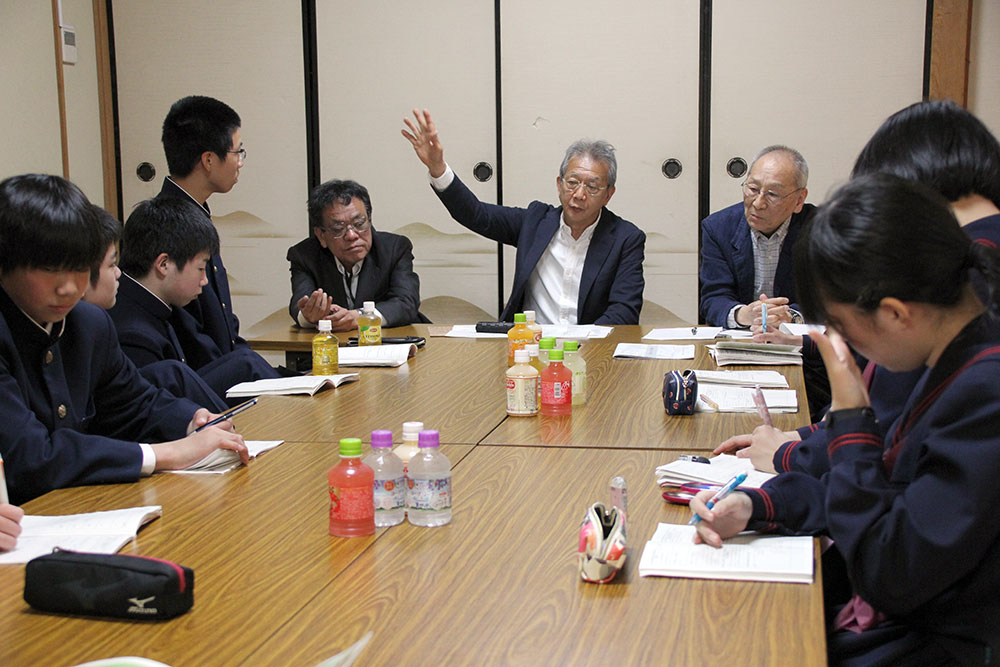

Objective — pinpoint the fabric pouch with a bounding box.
[662,369,698,415]
[24,549,193,620]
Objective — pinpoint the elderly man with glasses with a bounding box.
[402,109,645,325]
[699,145,814,329]
[287,179,427,331]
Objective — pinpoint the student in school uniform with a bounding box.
[110,198,273,406]
[722,100,1000,476]
[84,206,227,412]
[0,174,248,505]
[691,174,1000,664]
[156,95,280,379]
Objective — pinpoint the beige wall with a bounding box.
[0,1,104,206]
[0,2,63,179]
[61,0,105,208]
[969,0,1000,137]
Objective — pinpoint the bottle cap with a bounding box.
[524,310,536,321]
[549,349,564,361]
[402,421,424,440]
[563,340,578,351]
[317,319,332,332]
[418,430,440,448]
[339,437,362,457]
[513,313,526,323]
[539,337,556,350]
[371,430,393,448]
[363,300,375,311]
[526,344,539,355]
[513,349,529,364]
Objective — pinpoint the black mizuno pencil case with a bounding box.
[24,549,194,620]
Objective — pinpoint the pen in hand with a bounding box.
[194,398,258,433]
[689,472,747,525]
[752,385,773,427]
[761,302,768,333]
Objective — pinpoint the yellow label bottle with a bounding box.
[358,300,382,345]
[312,319,339,374]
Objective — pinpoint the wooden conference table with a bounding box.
[0,325,825,666]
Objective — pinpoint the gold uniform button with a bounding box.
[44,350,54,364]
[222,303,227,309]
[57,404,67,419]
[214,265,218,272]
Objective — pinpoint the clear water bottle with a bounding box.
[406,430,452,527]
[363,430,405,527]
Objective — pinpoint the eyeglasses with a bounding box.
[321,216,371,239]
[228,147,247,162]
[742,181,801,206]
[560,177,607,197]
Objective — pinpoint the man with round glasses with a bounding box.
[402,108,645,325]
[287,179,426,331]
[699,145,814,329]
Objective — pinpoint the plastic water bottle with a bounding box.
[562,340,587,405]
[406,430,452,526]
[358,300,382,345]
[506,349,539,416]
[312,319,338,374]
[363,430,405,527]
[328,437,374,537]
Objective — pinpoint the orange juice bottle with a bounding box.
[507,313,533,366]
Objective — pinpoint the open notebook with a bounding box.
[0,506,162,565]
[638,523,814,583]
[227,374,358,398]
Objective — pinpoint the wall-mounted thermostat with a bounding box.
[61,25,77,65]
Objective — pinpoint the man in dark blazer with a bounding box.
[288,179,427,330]
[402,109,644,325]
[699,145,815,328]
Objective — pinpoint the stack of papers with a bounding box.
[696,386,798,414]
[613,343,695,360]
[693,370,788,387]
[0,506,162,565]
[655,453,775,489]
[443,324,613,339]
[172,440,285,474]
[339,343,418,367]
[642,327,722,341]
[227,374,359,398]
[707,340,802,366]
[779,323,826,336]
[638,523,814,583]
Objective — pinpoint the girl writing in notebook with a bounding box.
[690,174,1000,665]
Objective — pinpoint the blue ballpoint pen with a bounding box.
[761,302,768,333]
[688,471,748,525]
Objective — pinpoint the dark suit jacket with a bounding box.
[434,174,645,324]
[286,231,429,327]
[698,201,816,326]
[110,274,275,404]
[0,286,198,504]
[155,178,246,367]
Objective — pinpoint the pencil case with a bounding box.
[662,369,698,415]
[24,549,194,620]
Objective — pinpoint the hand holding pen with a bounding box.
[689,472,752,548]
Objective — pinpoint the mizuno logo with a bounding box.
[127,596,158,614]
